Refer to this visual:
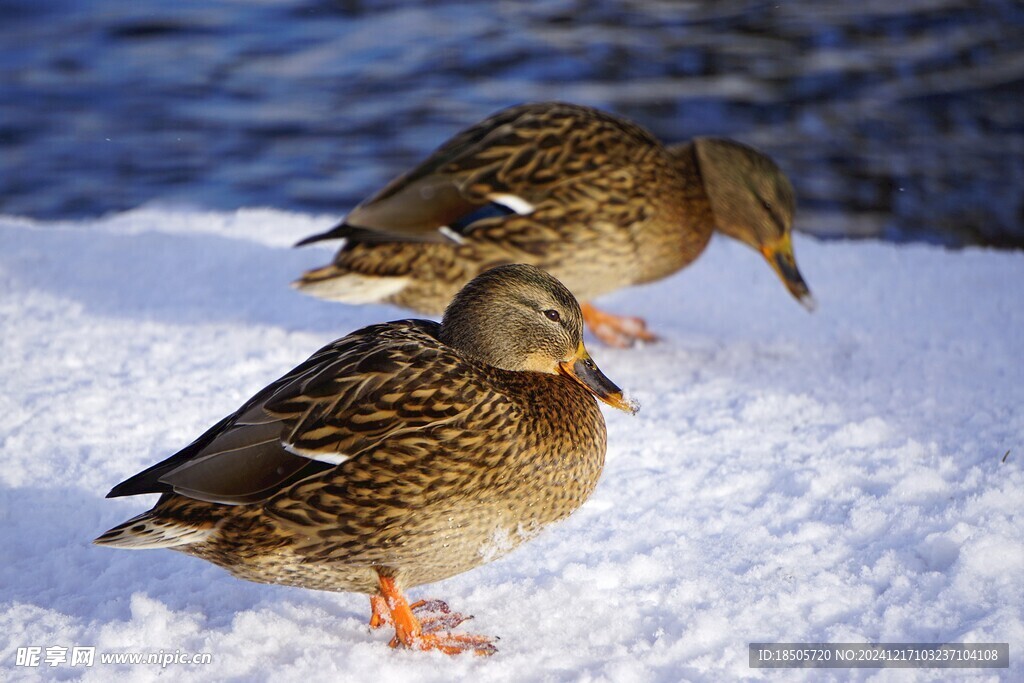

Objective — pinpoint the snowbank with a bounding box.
[1,208,1021,681]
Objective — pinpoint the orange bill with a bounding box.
[760,232,816,311]
[558,342,639,414]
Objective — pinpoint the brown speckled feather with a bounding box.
[98,317,606,593]
[96,265,634,654]
[296,102,712,312]
[295,102,812,334]
[345,102,665,239]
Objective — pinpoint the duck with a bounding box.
[294,102,814,347]
[95,263,637,656]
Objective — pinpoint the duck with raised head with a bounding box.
[96,264,637,655]
[295,102,814,347]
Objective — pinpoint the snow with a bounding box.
[1,207,1021,681]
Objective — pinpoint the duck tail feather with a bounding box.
[94,511,214,549]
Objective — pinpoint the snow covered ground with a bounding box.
[1,208,1021,682]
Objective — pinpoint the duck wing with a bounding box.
[105,320,486,505]
[296,102,664,247]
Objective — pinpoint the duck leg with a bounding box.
[369,595,389,629]
[376,574,497,655]
[581,302,657,348]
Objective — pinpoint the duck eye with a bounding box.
[543,309,561,323]
[761,199,773,212]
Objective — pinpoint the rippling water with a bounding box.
[2,0,1022,246]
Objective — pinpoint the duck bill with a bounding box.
[558,342,638,414]
[760,232,816,311]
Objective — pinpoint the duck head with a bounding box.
[691,138,815,311]
[440,264,638,413]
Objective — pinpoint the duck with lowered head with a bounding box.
[295,101,814,347]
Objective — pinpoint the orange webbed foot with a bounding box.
[409,599,475,633]
[581,302,658,348]
[371,596,473,632]
[375,574,497,656]
[389,631,498,656]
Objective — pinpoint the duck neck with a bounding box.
[641,142,715,281]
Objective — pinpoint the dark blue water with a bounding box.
[2,0,1022,247]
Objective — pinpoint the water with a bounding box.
[2,0,1022,247]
